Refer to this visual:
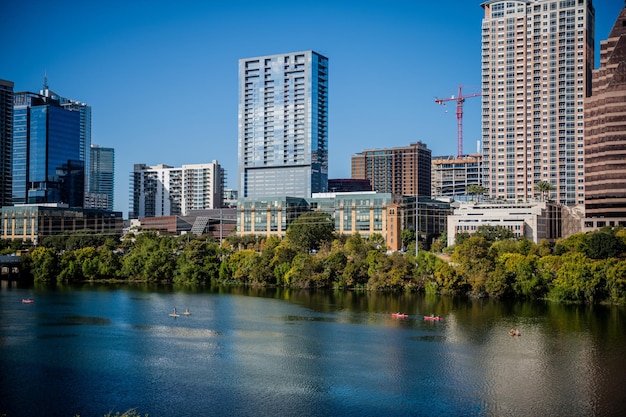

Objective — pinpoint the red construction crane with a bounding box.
[434,86,481,158]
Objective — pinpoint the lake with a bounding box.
[1,282,625,417]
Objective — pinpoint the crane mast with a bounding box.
[434,86,481,158]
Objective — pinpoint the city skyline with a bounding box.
[1,0,623,215]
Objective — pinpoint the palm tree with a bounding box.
[534,181,555,202]
[466,184,487,202]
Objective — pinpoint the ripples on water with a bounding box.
[1,285,625,417]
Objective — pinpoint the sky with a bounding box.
[1,0,624,216]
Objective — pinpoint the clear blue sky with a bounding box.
[2,0,623,215]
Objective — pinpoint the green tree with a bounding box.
[97,240,122,279]
[174,240,220,284]
[227,249,260,283]
[285,212,335,253]
[547,252,604,303]
[58,250,82,283]
[583,229,625,259]
[434,263,464,295]
[452,236,495,296]
[606,259,626,303]
[401,229,415,251]
[534,180,555,202]
[28,246,59,282]
[120,232,176,282]
[284,253,321,288]
[467,184,487,202]
[474,225,515,242]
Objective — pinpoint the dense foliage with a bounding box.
[15,219,626,304]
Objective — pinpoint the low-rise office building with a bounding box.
[446,201,561,246]
[236,192,450,251]
[1,205,123,244]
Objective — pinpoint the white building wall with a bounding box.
[447,201,551,246]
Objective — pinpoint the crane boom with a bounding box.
[435,86,481,158]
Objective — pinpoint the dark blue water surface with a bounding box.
[1,283,625,417]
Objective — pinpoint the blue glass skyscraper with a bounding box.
[238,50,328,198]
[12,91,84,207]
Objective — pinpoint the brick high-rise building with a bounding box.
[584,4,626,226]
[481,0,594,205]
[351,142,431,197]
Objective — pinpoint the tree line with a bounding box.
[9,212,626,304]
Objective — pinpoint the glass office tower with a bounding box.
[12,92,83,207]
[88,144,115,211]
[238,50,328,198]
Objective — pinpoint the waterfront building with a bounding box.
[130,161,224,219]
[480,0,594,205]
[0,205,123,244]
[12,91,84,207]
[137,208,237,241]
[86,145,115,211]
[584,5,626,230]
[446,201,562,246]
[238,50,328,199]
[351,142,431,197]
[0,79,13,207]
[431,154,483,199]
[236,192,450,251]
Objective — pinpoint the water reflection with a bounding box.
[0,284,625,417]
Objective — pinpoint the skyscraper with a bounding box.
[584,5,626,224]
[87,144,115,211]
[238,50,328,198]
[0,79,13,207]
[480,0,594,206]
[351,142,432,197]
[12,91,84,207]
[39,78,92,200]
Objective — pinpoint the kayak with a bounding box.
[392,313,409,318]
[424,316,443,321]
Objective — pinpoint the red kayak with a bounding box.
[424,315,443,321]
[22,298,35,304]
[392,313,409,318]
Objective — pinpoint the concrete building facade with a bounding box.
[431,154,483,199]
[447,201,562,246]
[480,0,594,206]
[130,161,224,219]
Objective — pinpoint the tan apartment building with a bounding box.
[480,0,594,206]
[432,154,483,199]
[351,142,431,197]
[584,5,626,230]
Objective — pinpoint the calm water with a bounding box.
[1,283,625,417]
